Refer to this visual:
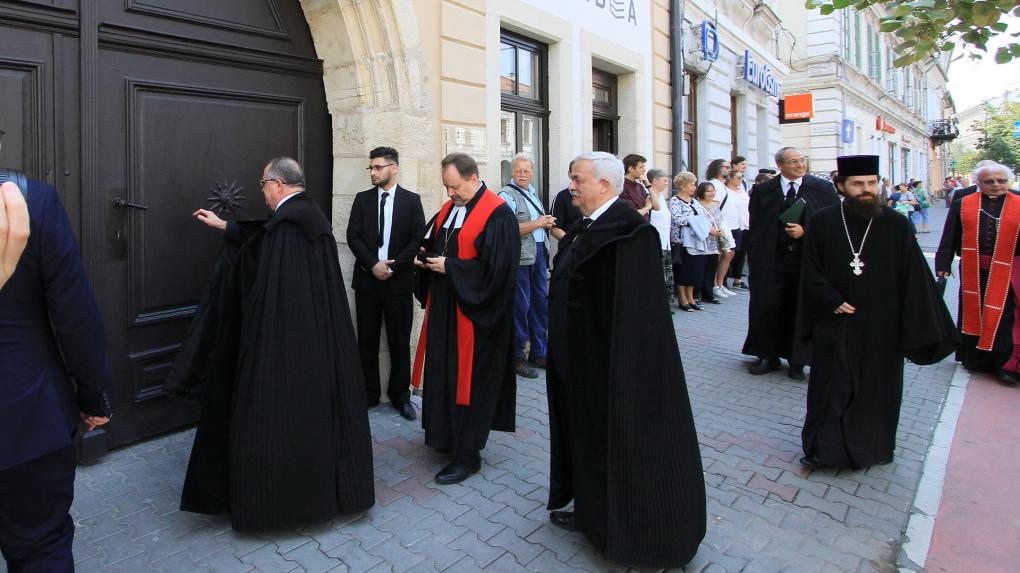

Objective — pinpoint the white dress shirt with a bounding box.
[275,191,301,210]
[588,196,619,222]
[377,183,397,261]
[780,175,804,197]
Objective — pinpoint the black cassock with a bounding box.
[935,193,1020,372]
[801,205,957,469]
[414,186,519,453]
[166,193,375,532]
[547,199,705,568]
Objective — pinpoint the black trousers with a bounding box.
[355,288,413,406]
[0,446,75,573]
[764,258,803,365]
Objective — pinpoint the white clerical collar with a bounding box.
[378,183,398,197]
[588,196,619,222]
[275,191,301,210]
[780,175,803,189]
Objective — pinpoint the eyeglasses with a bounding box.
[259,178,283,188]
[980,178,1009,185]
[367,163,396,172]
[782,157,809,165]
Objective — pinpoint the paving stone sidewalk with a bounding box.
[3,206,959,573]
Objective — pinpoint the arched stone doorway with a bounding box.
[299,0,437,247]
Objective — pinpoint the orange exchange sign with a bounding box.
[783,94,814,120]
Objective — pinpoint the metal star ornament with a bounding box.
[207,178,247,218]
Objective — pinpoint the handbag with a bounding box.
[670,243,684,267]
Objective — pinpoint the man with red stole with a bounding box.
[413,153,520,484]
[937,163,1020,384]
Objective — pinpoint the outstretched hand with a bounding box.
[192,209,227,231]
[0,182,30,290]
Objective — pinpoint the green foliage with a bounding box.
[804,0,1020,66]
[973,101,1020,171]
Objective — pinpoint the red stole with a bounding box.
[411,190,506,405]
[960,192,1020,350]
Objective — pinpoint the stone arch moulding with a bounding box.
[298,0,436,234]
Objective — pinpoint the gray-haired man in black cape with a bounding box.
[545,152,705,568]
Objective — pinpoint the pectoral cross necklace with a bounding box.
[840,203,873,276]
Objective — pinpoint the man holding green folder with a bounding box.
[742,147,838,379]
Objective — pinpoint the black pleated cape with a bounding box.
[546,199,706,568]
[800,205,958,468]
[167,193,375,532]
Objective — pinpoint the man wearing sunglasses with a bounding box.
[937,163,1020,385]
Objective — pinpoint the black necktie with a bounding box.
[378,191,389,248]
[785,181,797,208]
[580,217,593,231]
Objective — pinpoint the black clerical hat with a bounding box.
[758,168,776,175]
[836,155,880,177]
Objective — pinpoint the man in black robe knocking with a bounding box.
[545,152,705,568]
[799,155,957,469]
[171,157,375,531]
[413,153,519,484]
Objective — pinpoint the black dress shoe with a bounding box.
[515,359,539,379]
[748,358,781,375]
[788,366,806,380]
[434,460,480,485]
[680,304,696,313]
[549,510,581,532]
[690,303,704,311]
[799,454,820,467]
[528,356,547,369]
[394,402,417,421]
[994,369,1020,386]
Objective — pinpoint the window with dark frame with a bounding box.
[500,31,550,203]
[592,68,619,155]
[683,78,697,173]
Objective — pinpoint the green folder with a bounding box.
[778,197,807,225]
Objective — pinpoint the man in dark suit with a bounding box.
[0,177,113,571]
[742,147,838,380]
[347,147,426,420]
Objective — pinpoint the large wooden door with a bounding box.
[0,0,332,450]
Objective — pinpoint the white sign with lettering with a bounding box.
[743,50,780,97]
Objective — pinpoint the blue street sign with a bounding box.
[1014,120,1020,138]
[841,119,855,144]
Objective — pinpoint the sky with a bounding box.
[946,13,1020,112]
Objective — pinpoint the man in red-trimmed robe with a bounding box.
[413,153,520,484]
[937,163,1020,384]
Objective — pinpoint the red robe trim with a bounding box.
[960,192,1020,350]
[411,190,506,406]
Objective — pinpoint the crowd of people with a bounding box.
[2,131,1017,571]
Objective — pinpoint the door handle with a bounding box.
[111,197,148,210]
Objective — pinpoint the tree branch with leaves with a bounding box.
[805,0,1020,65]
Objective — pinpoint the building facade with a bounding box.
[778,3,954,186]
[678,0,788,178]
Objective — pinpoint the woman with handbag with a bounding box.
[670,174,715,311]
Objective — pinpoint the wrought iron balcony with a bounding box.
[929,119,959,144]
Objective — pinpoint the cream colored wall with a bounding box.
[652,0,673,172]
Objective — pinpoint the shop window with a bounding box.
[592,68,619,155]
[500,31,549,200]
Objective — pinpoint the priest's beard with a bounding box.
[844,192,882,219]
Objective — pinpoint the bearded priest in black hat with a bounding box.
[798,155,958,469]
